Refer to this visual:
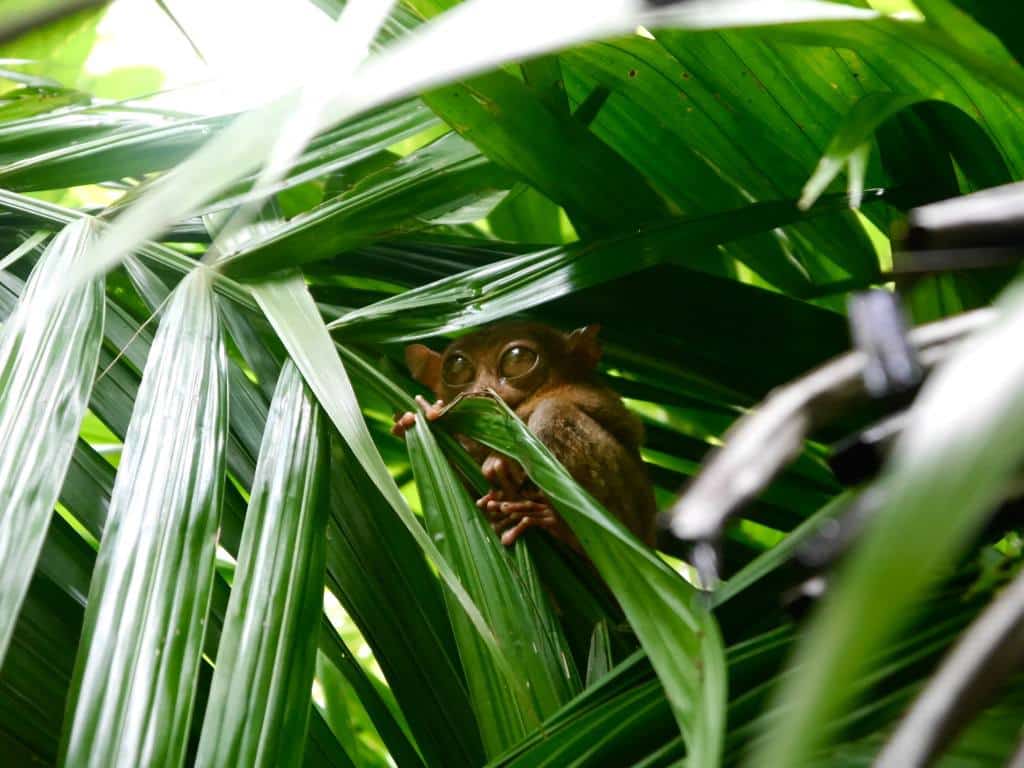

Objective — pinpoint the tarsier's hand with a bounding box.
[480,453,526,498]
[392,400,580,549]
[476,486,579,550]
[391,395,445,438]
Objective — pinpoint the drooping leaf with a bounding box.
[405,417,580,756]
[444,395,726,768]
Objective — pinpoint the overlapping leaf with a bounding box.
[444,395,726,767]
[222,132,513,279]
[329,192,865,343]
[42,1,883,297]
[406,417,579,756]
[750,278,1024,767]
[327,435,483,767]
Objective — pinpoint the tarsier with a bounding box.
[392,322,657,552]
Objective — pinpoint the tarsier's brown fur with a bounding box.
[394,322,657,551]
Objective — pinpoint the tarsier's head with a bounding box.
[404,322,602,409]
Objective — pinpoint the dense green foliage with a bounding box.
[1,1,1024,767]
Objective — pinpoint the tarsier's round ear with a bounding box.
[567,324,602,369]
[405,344,442,390]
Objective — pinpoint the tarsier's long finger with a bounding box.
[476,489,499,510]
[490,515,517,536]
[482,498,511,523]
[485,499,513,523]
[498,500,548,516]
[494,463,516,497]
[496,459,527,498]
[482,458,509,496]
[501,516,545,547]
[415,395,445,421]
[391,411,418,437]
[506,458,527,489]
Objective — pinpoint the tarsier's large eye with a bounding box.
[499,345,538,379]
[442,353,475,386]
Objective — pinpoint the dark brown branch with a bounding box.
[665,308,994,544]
[903,180,1024,251]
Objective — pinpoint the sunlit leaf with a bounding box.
[0,218,103,664]
[61,268,227,768]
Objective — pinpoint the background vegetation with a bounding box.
[1,1,1024,766]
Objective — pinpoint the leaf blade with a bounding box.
[405,419,580,756]
[251,272,512,734]
[196,361,328,768]
[0,218,104,664]
[445,395,726,767]
[60,268,228,768]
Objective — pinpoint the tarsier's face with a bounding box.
[405,322,600,410]
[437,324,556,408]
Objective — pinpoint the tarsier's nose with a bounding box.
[473,373,499,393]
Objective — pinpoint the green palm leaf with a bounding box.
[406,417,580,756]
[196,361,328,768]
[326,436,483,766]
[61,268,227,768]
[0,218,103,664]
[3,3,1024,767]
[445,395,726,768]
[222,132,513,279]
[252,273,512,662]
[749,277,1024,767]
[329,193,868,344]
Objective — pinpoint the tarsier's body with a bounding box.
[394,322,657,551]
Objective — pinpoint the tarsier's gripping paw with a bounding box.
[391,395,445,437]
[476,488,572,547]
[480,453,527,497]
